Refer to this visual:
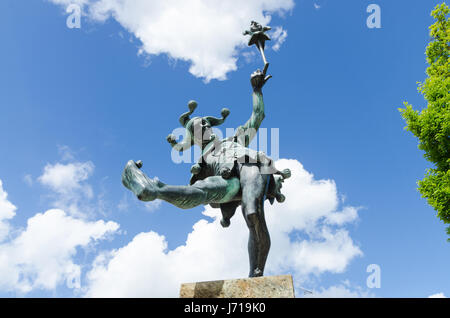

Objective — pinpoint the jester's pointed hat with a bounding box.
[167,100,230,152]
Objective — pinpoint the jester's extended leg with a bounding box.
[122,160,240,209]
[240,163,271,278]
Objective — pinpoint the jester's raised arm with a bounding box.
[235,65,272,147]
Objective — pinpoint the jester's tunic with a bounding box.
[189,127,284,219]
[169,75,287,219]
[189,135,277,186]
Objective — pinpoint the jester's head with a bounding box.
[167,100,230,151]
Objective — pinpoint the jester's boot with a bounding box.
[122,160,164,201]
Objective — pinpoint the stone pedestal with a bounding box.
[180,275,295,298]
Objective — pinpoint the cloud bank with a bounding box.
[48,0,294,81]
[38,160,98,218]
[429,292,446,298]
[85,159,363,297]
[0,181,17,243]
[0,155,363,297]
[0,179,119,294]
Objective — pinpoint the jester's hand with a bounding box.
[251,64,272,91]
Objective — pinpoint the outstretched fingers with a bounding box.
[264,75,272,84]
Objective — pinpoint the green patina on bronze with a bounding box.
[121,21,290,278]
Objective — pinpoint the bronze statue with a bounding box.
[243,20,272,65]
[122,22,290,277]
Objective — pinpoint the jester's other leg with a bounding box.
[122,160,240,209]
[219,201,241,228]
[240,163,271,278]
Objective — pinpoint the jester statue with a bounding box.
[122,21,291,278]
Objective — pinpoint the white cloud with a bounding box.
[0,156,363,296]
[0,178,120,294]
[85,159,363,297]
[38,161,95,217]
[0,181,17,243]
[48,0,294,81]
[39,144,161,217]
[326,206,359,226]
[306,283,372,298]
[0,209,119,293]
[429,292,446,298]
[38,161,94,196]
[0,157,123,295]
[58,145,76,162]
[117,194,129,212]
[144,200,162,212]
[49,0,91,6]
[283,228,361,276]
[23,174,33,187]
[242,50,257,64]
[271,27,288,51]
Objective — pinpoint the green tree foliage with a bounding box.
[400,3,450,239]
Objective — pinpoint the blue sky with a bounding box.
[0,0,448,297]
